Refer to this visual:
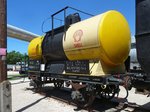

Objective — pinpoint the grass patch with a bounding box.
[8,74,27,80]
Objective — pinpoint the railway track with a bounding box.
[27,85,150,112]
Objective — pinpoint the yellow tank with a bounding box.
[28,36,43,60]
[63,10,131,66]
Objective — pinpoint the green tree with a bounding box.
[7,51,26,64]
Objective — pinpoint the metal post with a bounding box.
[0,0,7,82]
[0,0,12,112]
[51,15,54,37]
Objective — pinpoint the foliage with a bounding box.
[7,51,27,64]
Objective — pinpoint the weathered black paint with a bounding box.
[42,13,81,61]
[136,0,150,35]
[42,26,68,61]
[65,60,89,74]
[136,0,150,79]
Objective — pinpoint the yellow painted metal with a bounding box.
[89,60,125,76]
[28,36,43,60]
[63,10,131,66]
[98,11,131,66]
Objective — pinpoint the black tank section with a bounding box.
[42,13,81,61]
[136,0,150,78]
[42,26,68,61]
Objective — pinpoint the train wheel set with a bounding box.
[29,73,131,108]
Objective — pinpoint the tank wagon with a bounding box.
[132,0,150,92]
[28,7,131,107]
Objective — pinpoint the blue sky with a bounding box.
[7,0,135,54]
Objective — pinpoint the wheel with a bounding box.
[30,79,43,92]
[123,76,132,90]
[71,85,96,108]
[99,84,119,100]
[53,79,64,88]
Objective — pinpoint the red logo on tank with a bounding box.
[73,30,83,48]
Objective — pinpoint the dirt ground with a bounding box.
[10,76,150,112]
[11,78,84,112]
